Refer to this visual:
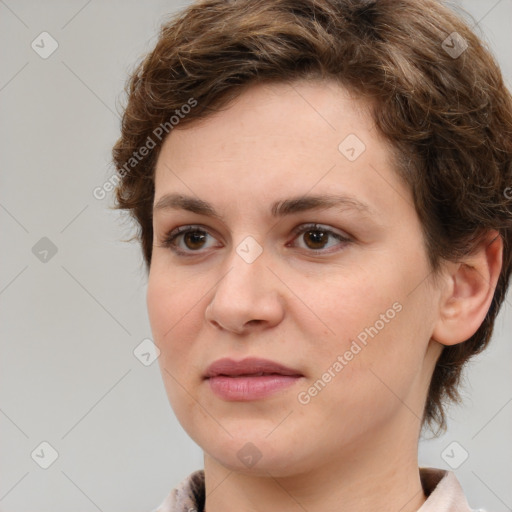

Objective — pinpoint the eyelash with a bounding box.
[159,223,352,257]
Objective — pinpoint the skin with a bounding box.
[147,79,502,512]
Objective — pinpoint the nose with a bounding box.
[205,245,285,334]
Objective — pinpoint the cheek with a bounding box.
[148,261,192,331]
[302,261,431,395]
[147,276,173,341]
[147,271,205,418]
[146,267,202,361]
[305,267,395,342]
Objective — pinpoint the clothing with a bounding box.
[152,467,485,512]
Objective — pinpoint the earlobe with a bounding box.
[432,230,503,347]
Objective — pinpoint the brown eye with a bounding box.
[289,223,351,253]
[303,229,329,249]
[183,230,207,250]
[161,225,219,255]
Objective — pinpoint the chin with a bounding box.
[201,431,316,477]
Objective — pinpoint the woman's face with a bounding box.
[147,80,443,475]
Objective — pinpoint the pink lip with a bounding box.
[204,357,303,401]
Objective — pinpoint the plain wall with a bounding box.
[0,0,510,510]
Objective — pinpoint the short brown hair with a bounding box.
[112,0,512,431]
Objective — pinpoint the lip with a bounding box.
[204,357,303,401]
[204,357,302,378]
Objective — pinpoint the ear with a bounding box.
[432,230,503,346]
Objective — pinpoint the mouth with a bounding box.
[204,357,303,378]
[204,357,303,401]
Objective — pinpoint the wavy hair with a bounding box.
[112,0,512,431]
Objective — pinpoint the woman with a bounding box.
[112,0,512,510]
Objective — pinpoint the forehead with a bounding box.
[159,79,373,152]
[153,79,410,221]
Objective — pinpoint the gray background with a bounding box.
[0,0,510,511]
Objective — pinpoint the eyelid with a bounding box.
[287,223,352,251]
[159,222,352,256]
[159,224,222,256]
[289,222,350,240]
[166,224,215,240]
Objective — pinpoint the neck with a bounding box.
[203,414,426,512]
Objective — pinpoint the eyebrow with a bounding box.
[153,192,376,219]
